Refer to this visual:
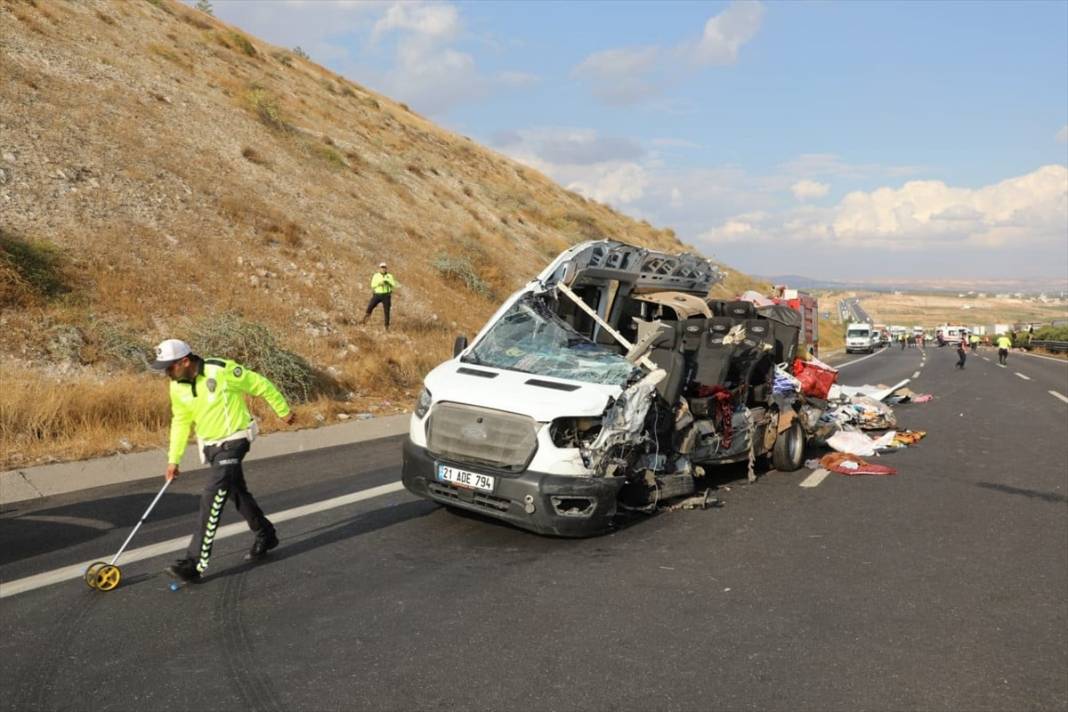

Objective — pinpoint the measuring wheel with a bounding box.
[94,564,122,591]
[84,561,107,590]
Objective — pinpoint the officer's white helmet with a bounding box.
[151,339,192,370]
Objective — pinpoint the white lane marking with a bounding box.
[835,349,886,369]
[997,364,1006,368]
[1018,351,1068,364]
[1015,372,1031,381]
[800,469,831,488]
[982,357,990,361]
[912,371,920,378]
[1050,391,1068,404]
[18,515,112,530]
[0,481,407,599]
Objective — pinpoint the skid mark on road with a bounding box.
[800,469,830,488]
[1050,391,1068,404]
[976,482,1068,504]
[1015,372,1031,381]
[218,570,284,712]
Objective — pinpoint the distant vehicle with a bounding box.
[873,323,890,347]
[845,323,876,354]
[936,324,967,345]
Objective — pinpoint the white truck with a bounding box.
[845,323,876,354]
[402,240,812,537]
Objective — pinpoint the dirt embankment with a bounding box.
[0,0,766,469]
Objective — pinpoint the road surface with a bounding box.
[2,345,1066,711]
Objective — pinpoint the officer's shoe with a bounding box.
[166,558,201,582]
[245,530,279,560]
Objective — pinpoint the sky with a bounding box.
[199,0,1068,283]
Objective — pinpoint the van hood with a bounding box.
[423,360,621,422]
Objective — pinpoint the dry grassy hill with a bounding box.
[0,0,767,468]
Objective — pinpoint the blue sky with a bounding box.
[204,0,1068,283]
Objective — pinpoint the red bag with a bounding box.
[793,358,838,399]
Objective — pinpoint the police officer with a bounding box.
[361,261,397,329]
[151,339,295,583]
[996,333,1012,365]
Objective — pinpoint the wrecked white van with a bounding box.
[402,240,810,536]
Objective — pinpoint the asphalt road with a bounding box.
[2,345,1066,711]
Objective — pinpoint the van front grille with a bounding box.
[427,403,537,472]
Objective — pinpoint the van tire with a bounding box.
[771,419,805,472]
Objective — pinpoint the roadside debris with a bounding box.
[819,452,897,476]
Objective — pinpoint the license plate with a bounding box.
[437,464,495,492]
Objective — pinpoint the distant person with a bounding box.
[1027,324,1034,347]
[899,333,906,350]
[996,333,1012,365]
[151,339,295,583]
[361,262,397,330]
[969,333,980,353]
[955,339,967,369]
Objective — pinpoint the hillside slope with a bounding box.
[0,0,765,468]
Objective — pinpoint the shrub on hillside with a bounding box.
[245,86,288,131]
[229,32,256,57]
[88,321,152,370]
[0,230,69,307]
[189,314,326,403]
[432,254,491,298]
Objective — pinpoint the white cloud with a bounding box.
[372,2,458,43]
[687,0,765,65]
[573,1,764,106]
[1057,125,1068,143]
[567,164,650,205]
[572,47,662,106]
[791,179,830,201]
[700,165,1068,251]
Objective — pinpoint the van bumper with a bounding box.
[401,439,622,537]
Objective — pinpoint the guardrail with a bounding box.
[1029,340,1068,353]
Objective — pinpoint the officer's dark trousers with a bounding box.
[365,292,391,326]
[186,438,273,573]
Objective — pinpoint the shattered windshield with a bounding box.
[464,296,638,386]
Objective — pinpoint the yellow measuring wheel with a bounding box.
[82,480,172,593]
[84,561,107,589]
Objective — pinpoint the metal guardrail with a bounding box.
[1029,340,1068,353]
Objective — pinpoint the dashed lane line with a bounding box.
[835,349,887,369]
[0,481,407,599]
[912,371,921,378]
[1050,391,1068,404]
[982,357,990,361]
[997,364,1007,368]
[1015,372,1031,381]
[800,469,831,488]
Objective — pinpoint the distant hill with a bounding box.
[0,0,763,467]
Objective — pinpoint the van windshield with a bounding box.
[847,329,870,338]
[463,296,638,386]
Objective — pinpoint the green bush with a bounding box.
[432,254,491,298]
[189,314,325,402]
[90,321,152,370]
[245,86,288,131]
[0,230,69,307]
[230,32,256,57]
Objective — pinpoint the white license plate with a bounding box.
[437,464,495,492]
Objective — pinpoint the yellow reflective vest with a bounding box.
[167,357,290,464]
[371,272,396,294]
[996,336,1012,349]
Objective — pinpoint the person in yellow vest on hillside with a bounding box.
[996,333,1012,366]
[361,262,397,330]
[151,339,295,583]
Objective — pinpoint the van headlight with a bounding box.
[414,388,433,419]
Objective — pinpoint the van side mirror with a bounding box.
[453,335,468,357]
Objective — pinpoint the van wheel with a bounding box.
[771,419,805,472]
